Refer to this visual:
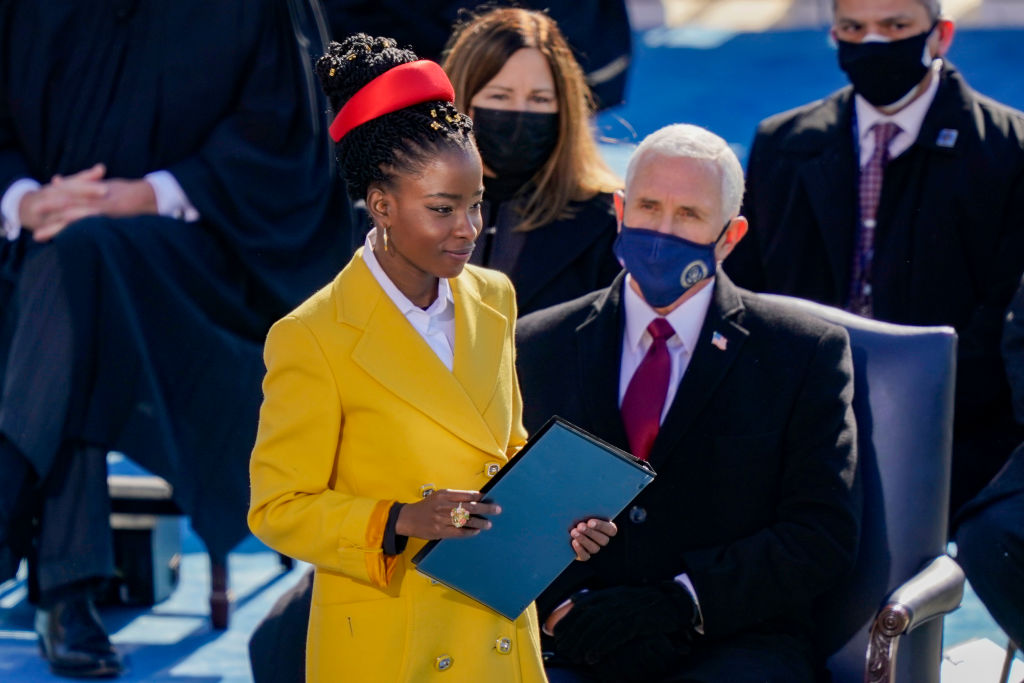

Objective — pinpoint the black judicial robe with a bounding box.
[0,0,353,559]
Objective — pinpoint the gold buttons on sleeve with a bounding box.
[435,655,453,671]
[495,637,512,654]
[485,463,500,477]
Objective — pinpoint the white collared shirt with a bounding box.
[618,274,715,423]
[854,58,943,167]
[362,230,456,371]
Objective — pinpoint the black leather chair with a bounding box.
[763,295,964,683]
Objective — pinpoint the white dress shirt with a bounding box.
[362,230,456,371]
[618,274,714,422]
[0,170,199,241]
[855,58,943,168]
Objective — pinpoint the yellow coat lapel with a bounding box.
[451,272,506,419]
[336,253,505,455]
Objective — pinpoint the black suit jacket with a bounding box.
[957,274,1024,518]
[727,64,1024,511]
[517,272,860,644]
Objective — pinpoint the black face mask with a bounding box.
[471,107,559,191]
[837,25,936,107]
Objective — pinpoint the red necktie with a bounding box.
[848,121,902,317]
[621,318,675,461]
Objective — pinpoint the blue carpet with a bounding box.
[0,524,308,683]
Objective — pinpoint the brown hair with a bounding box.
[443,7,621,232]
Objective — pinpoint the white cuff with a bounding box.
[1,178,42,241]
[674,573,705,635]
[144,170,199,222]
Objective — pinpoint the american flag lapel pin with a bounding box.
[936,128,958,148]
[711,331,728,351]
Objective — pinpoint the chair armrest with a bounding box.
[883,554,965,632]
[865,555,965,683]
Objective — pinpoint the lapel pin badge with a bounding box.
[936,128,958,148]
[711,331,728,351]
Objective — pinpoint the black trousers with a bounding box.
[0,245,113,595]
[956,443,1024,648]
[545,631,815,683]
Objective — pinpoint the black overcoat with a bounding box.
[517,272,860,665]
[474,192,621,316]
[726,64,1024,512]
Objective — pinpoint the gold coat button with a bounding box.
[495,637,512,654]
[420,484,436,498]
[485,462,501,477]
[435,655,453,671]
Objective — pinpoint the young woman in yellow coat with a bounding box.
[248,34,616,682]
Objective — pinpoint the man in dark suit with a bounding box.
[954,275,1024,650]
[725,0,1024,516]
[517,123,861,682]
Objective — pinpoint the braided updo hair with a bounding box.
[316,34,476,200]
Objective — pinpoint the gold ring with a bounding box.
[450,502,470,528]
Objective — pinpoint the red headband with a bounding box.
[328,60,456,142]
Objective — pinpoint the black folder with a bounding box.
[412,416,656,620]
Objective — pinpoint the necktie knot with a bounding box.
[647,318,675,342]
[872,122,902,158]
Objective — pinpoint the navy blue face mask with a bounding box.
[613,222,730,308]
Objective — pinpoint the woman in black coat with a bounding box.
[443,7,622,315]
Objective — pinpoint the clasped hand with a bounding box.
[19,163,158,242]
[395,488,617,560]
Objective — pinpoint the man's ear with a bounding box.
[933,18,955,58]
[717,216,748,262]
[613,190,624,232]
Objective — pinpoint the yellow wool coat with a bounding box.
[248,251,546,682]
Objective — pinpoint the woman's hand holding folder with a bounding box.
[396,489,500,539]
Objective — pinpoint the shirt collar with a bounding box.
[622,274,714,354]
[362,229,454,317]
[855,58,942,154]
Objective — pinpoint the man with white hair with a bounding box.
[727,0,1024,517]
[517,123,861,682]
